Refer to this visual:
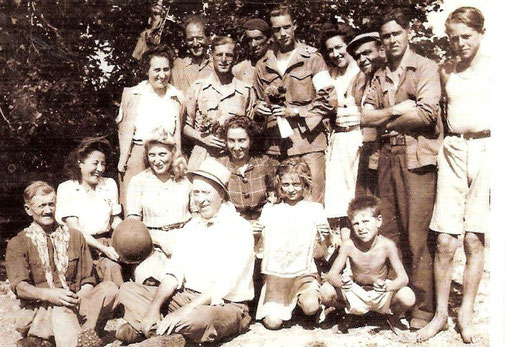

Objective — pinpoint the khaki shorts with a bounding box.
[430,136,489,234]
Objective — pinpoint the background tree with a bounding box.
[0,0,447,233]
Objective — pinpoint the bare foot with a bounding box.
[458,308,480,343]
[387,315,409,335]
[415,314,449,342]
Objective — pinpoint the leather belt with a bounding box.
[148,221,188,231]
[334,125,360,133]
[447,130,490,140]
[381,134,406,146]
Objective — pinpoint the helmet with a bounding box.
[112,219,153,264]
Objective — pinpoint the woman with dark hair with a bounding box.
[126,127,192,285]
[56,137,124,286]
[218,116,277,222]
[116,44,184,206]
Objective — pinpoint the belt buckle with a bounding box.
[161,225,171,231]
[390,135,406,146]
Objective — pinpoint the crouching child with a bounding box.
[320,196,415,333]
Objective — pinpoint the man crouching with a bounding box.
[6,181,118,347]
[116,158,255,345]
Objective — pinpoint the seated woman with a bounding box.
[126,127,192,285]
[219,116,277,222]
[117,44,184,206]
[255,158,330,330]
[56,137,123,286]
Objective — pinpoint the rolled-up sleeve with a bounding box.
[56,181,79,225]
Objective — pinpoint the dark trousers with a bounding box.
[355,141,379,198]
[377,143,435,322]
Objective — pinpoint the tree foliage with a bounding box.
[0,0,448,226]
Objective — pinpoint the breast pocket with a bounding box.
[66,254,80,281]
[287,72,313,103]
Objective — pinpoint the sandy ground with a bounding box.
[0,245,489,347]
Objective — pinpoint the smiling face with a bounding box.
[147,143,173,177]
[25,192,56,230]
[446,22,482,64]
[147,56,170,91]
[380,20,409,61]
[353,40,382,75]
[226,127,251,163]
[279,173,304,205]
[270,14,297,52]
[185,23,208,58]
[192,177,224,219]
[79,150,106,188]
[325,35,352,69]
[212,43,235,75]
[350,208,382,244]
[245,29,269,59]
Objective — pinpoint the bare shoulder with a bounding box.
[377,235,399,253]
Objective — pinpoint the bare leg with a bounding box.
[458,232,485,343]
[388,287,415,335]
[416,233,458,342]
[298,289,320,316]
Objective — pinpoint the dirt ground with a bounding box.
[0,245,489,347]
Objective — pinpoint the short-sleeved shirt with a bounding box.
[233,59,255,85]
[259,200,328,277]
[126,169,192,228]
[170,56,213,93]
[6,227,95,295]
[219,155,278,216]
[56,178,121,236]
[364,48,443,169]
[254,43,332,156]
[185,73,256,131]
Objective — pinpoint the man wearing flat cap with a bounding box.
[233,18,271,84]
[116,158,255,345]
[346,31,385,197]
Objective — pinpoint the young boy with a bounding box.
[320,196,415,333]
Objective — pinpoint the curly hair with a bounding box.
[445,7,485,34]
[141,44,175,75]
[223,115,258,140]
[347,195,381,221]
[273,157,312,203]
[143,127,187,180]
[64,137,111,182]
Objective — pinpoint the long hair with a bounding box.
[143,127,187,180]
[273,157,312,203]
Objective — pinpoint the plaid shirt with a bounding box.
[219,155,278,218]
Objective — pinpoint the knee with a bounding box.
[395,287,416,308]
[263,315,283,330]
[436,233,458,258]
[320,283,337,306]
[298,294,320,316]
[464,233,484,255]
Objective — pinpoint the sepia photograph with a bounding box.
[0,0,498,346]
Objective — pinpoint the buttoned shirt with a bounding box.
[56,178,121,236]
[254,42,334,156]
[218,155,278,217]
[170,56,213,93]
[185,73,256,130]
[167,202,255,304]
[364,48,443,169]
[233,59,255,85]
[6,227,95,295]
[349,71,377,142]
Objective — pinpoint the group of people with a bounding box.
[5,4,489,347]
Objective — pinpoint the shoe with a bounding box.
[16,336,54,347]
[115,323,143,344]
[77,328,102,347]
[137,334,186,347]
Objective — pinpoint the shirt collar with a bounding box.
[137,80,183,104]
[201,73,244,100]
[262,42,308,75]
[184,55,211,70]
[194,202,236,227]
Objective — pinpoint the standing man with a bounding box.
[320,23,361,230]
[233,18,271,84]
[254,5,334,204]
[115,158,255,345]
[184,36,256,170]
[362,8,443,330]
[170,15,213,93]
[6,181,118,347]
[346,31,385,197]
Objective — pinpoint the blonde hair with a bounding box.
[143,127,187,180]
[273,157,312,203]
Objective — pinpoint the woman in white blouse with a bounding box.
[127,127,192,285]
[56,137,123,286]
[116,44,185,206]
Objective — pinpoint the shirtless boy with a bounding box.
[320,196,415,332]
